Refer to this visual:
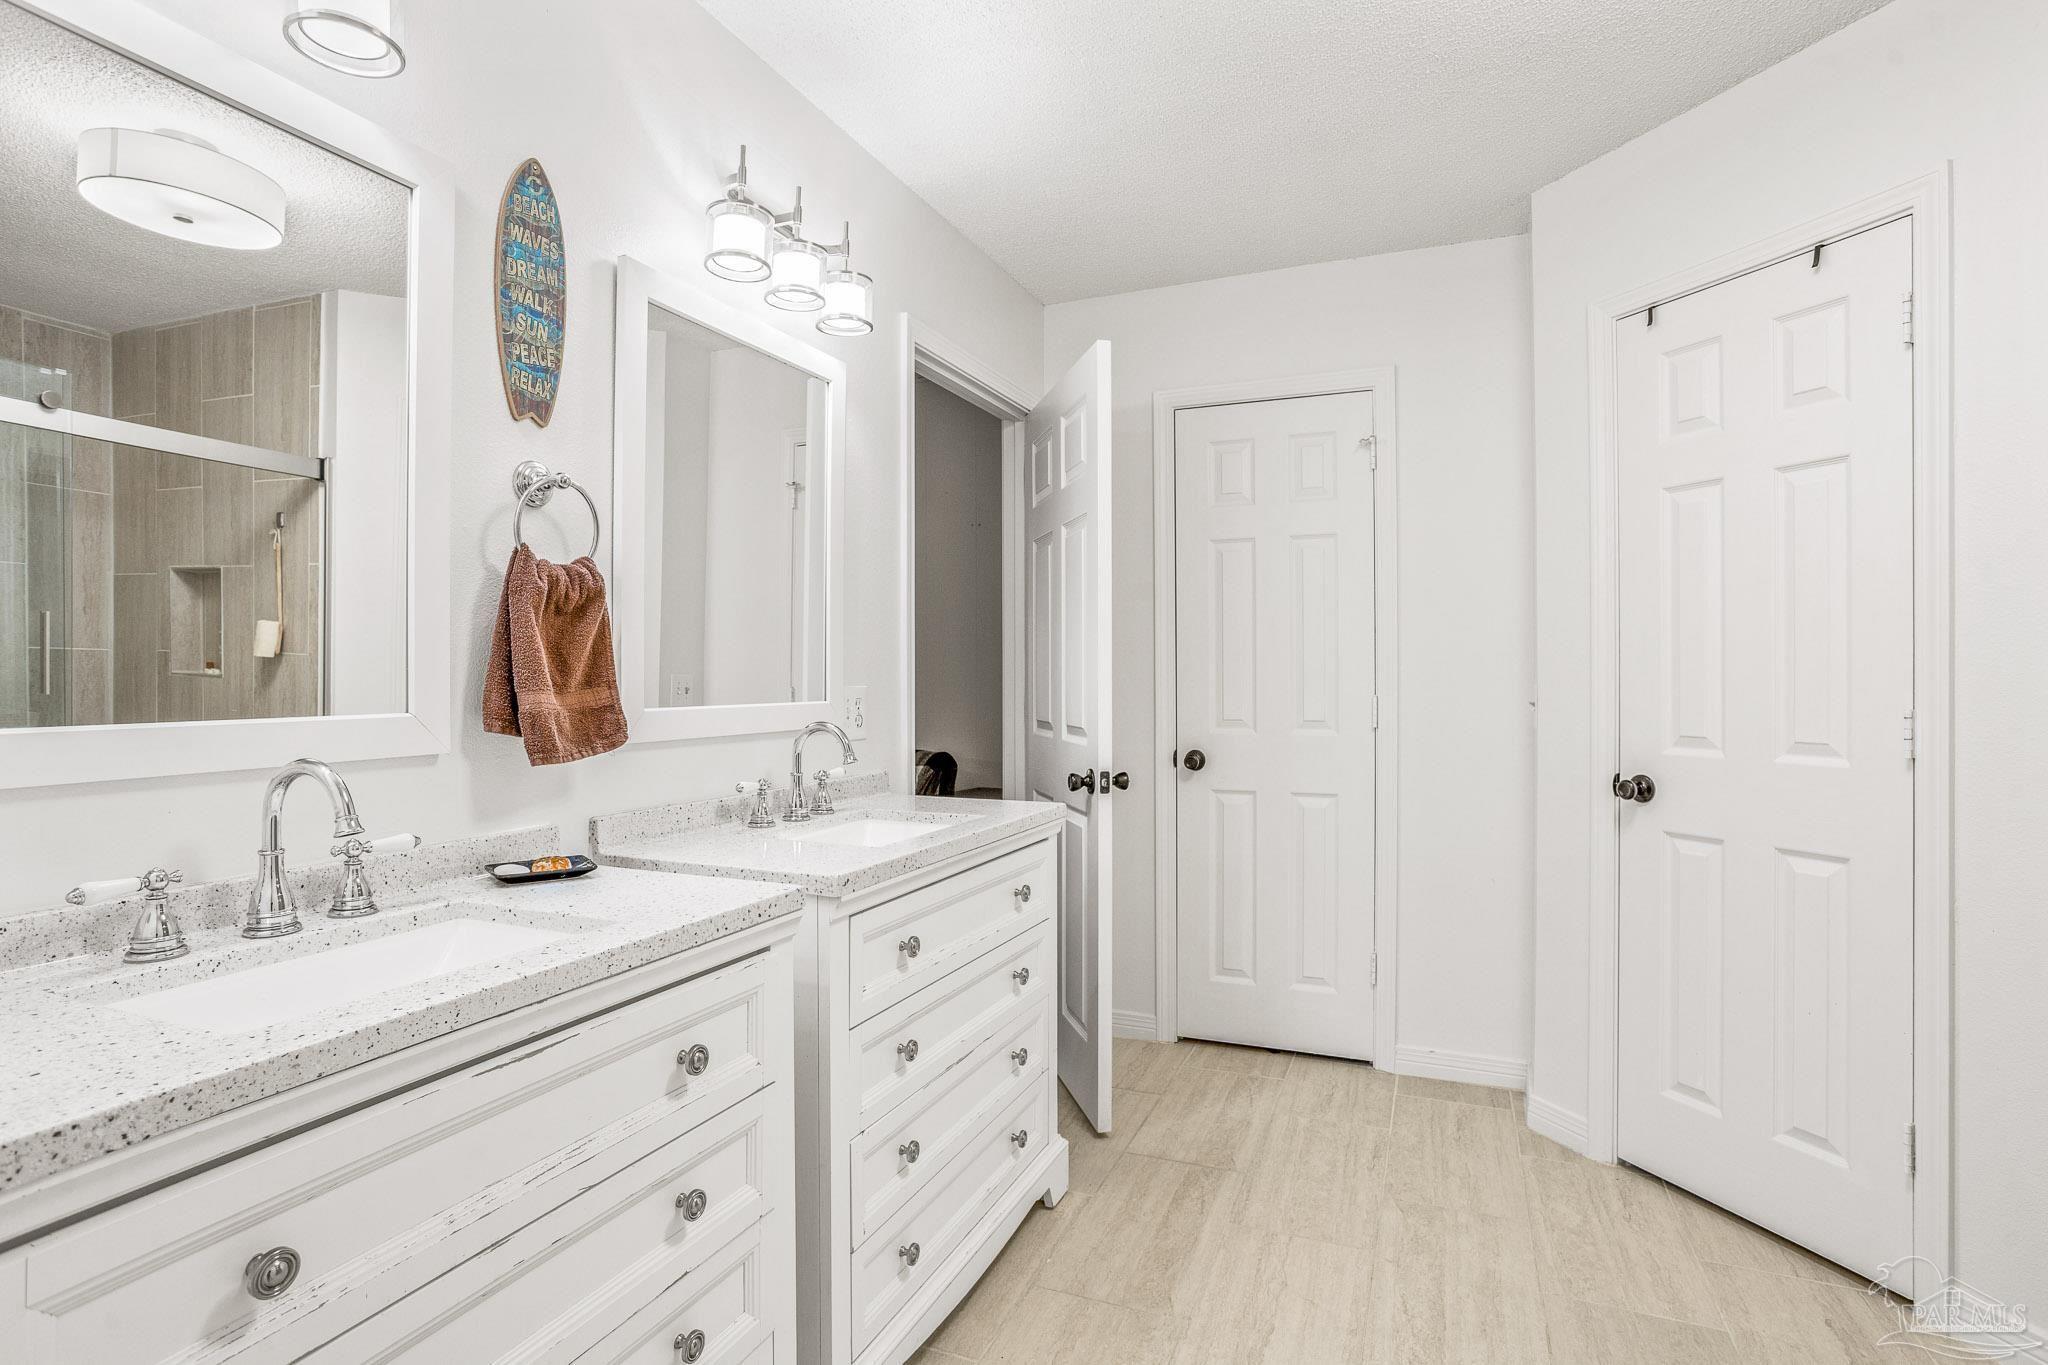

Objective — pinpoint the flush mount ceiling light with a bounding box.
[76,128,286,251]
[702,146,874,335]
[282,1,406,78]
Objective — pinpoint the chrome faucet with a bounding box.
[246,759,367,938]
[785,721,857,823]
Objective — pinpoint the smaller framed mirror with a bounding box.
[612,257,843,743]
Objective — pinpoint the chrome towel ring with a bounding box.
[511,459,600,558]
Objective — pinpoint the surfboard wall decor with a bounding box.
[494,158,567,427]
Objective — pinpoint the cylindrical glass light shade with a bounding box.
[817,267,874,336]
[282,2,406,77]
[764,237,826,311]
[704,197,773,282]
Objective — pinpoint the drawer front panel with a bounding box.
[849,1079,1051,1358]
[589,1225,776,1365]
[379,1090,775,1365]
[847,838,1053,1025]
[25,952,779,1364]
[850,1000,1049,1244]
[851,922,1050,1131]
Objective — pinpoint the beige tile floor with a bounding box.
[909,1037,1939,1365]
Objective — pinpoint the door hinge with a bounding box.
[1363,434,1378,471]
[1371,695,1380,730]
[1905,1122,1917,1179]
[1901,292,1915,347]
[1370,951,1378,988]
[1902,710,1917,762]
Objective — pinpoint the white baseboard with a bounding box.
[1523,1093,1591,1156]
[1390,1045,1528,1091]
[1111,1010,1160,1040]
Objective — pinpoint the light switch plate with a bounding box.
[668,674,695,705]
[842,686,869,741]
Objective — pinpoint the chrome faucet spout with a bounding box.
[786,721,858,823]
[246,759,367,939]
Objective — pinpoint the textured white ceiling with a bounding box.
[0,3,407,334]
[699,0,1892,302]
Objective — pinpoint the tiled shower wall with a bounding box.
[0,306,113,728]
[110,299,322,723]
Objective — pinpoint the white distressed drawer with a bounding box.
[849,999,1049,1244]
[851,921,1050,1131]
[849,1078,1051,1358]
[847,837,1053,1025]
[586,1222,777,1365]
[20,951,777,1364]
[377,1089,776,1364]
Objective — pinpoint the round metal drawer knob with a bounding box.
[244,1245,302,1300]
[675,1187,709,1221]
[900,1139,921,1164]
[1011,1129,1030,1149]
[1013,885,1032,902]
[1011,1047,1030,1067]
[674,1328,707,1361]
[899,935,921,958]
[897,1038,920,1062]
[677,1043,711,1076]
[899,1242,922,1267]
[1012,967,1030,987]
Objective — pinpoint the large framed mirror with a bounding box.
[0,0,451,788]
[612,257,843,742]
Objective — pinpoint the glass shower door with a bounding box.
[1,359,74,729]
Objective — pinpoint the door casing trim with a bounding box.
[1584,169,1953,1299]
[1150,368,1401,1067]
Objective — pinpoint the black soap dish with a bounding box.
[487,854,598,885]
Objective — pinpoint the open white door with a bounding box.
[1025,341,1114,1135]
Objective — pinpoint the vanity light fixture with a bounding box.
[702,146,873,335]
[817,224,874,337]
[76,128,286,250]
[282,1,406,78]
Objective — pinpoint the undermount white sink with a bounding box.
[774,817,959,849]
[107,915,568,1035]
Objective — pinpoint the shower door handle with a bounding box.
[39,611,50,697]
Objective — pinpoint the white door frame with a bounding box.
[1150,369,1401,1062]
[894,316,1034,797]
[1585,170,1953,1297]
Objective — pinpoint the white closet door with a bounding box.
[1025,341,1114,1134]
[1616,219,1914,1280]
[1173,391,1376,1061]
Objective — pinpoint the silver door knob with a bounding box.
[1182,749,1207,771]
[677,1043,711,1075]
[674,1187,709,1220]
[899,1242,922,1266]
[899,935,921,958]
[897,1038,919,1062]
[1012,966,1030,987]
[244,1246,302,1299]
[1013,884,1032,902]
[900,1139,921,1164]
[674,1328,707,1361]
[1612,773,1657,804]
[1068,770,1096,793]
[1011,1129,1030,1148]
[1011,1047,1029,1066]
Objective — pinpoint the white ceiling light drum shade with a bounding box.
[75,128,286,251]
[705,196,773,282]
[765,235,826,311]
[282,1,406,77]
[817,268,873,335]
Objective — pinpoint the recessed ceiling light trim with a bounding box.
[75,127,286,251]
[282,3,406,78]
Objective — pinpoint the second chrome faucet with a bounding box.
[246,759,415,938]
[785,721,857,823]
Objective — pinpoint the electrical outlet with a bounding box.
[842,685,869,741]
[668,674,695,705]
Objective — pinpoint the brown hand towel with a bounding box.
[483,543,628,765]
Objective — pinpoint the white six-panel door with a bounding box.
[1616,219,1914,1280]
[1025,341,1114,1134]
[1173,392,1377,1061]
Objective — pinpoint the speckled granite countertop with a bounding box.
[0,826,801,1196]
[590,777,1065,898]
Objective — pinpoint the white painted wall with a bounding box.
[701,346,808,705]
[321,289,407,716]
[1529,0,2047,1313]
[1045,235,1535,1070]
[912,377,1004,791]
[0,1,1040,910]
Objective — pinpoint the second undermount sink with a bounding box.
[107,914,569,1035]
[774,817,965,849]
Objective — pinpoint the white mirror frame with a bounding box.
[0,0,453,790]
[612,257,844,743]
